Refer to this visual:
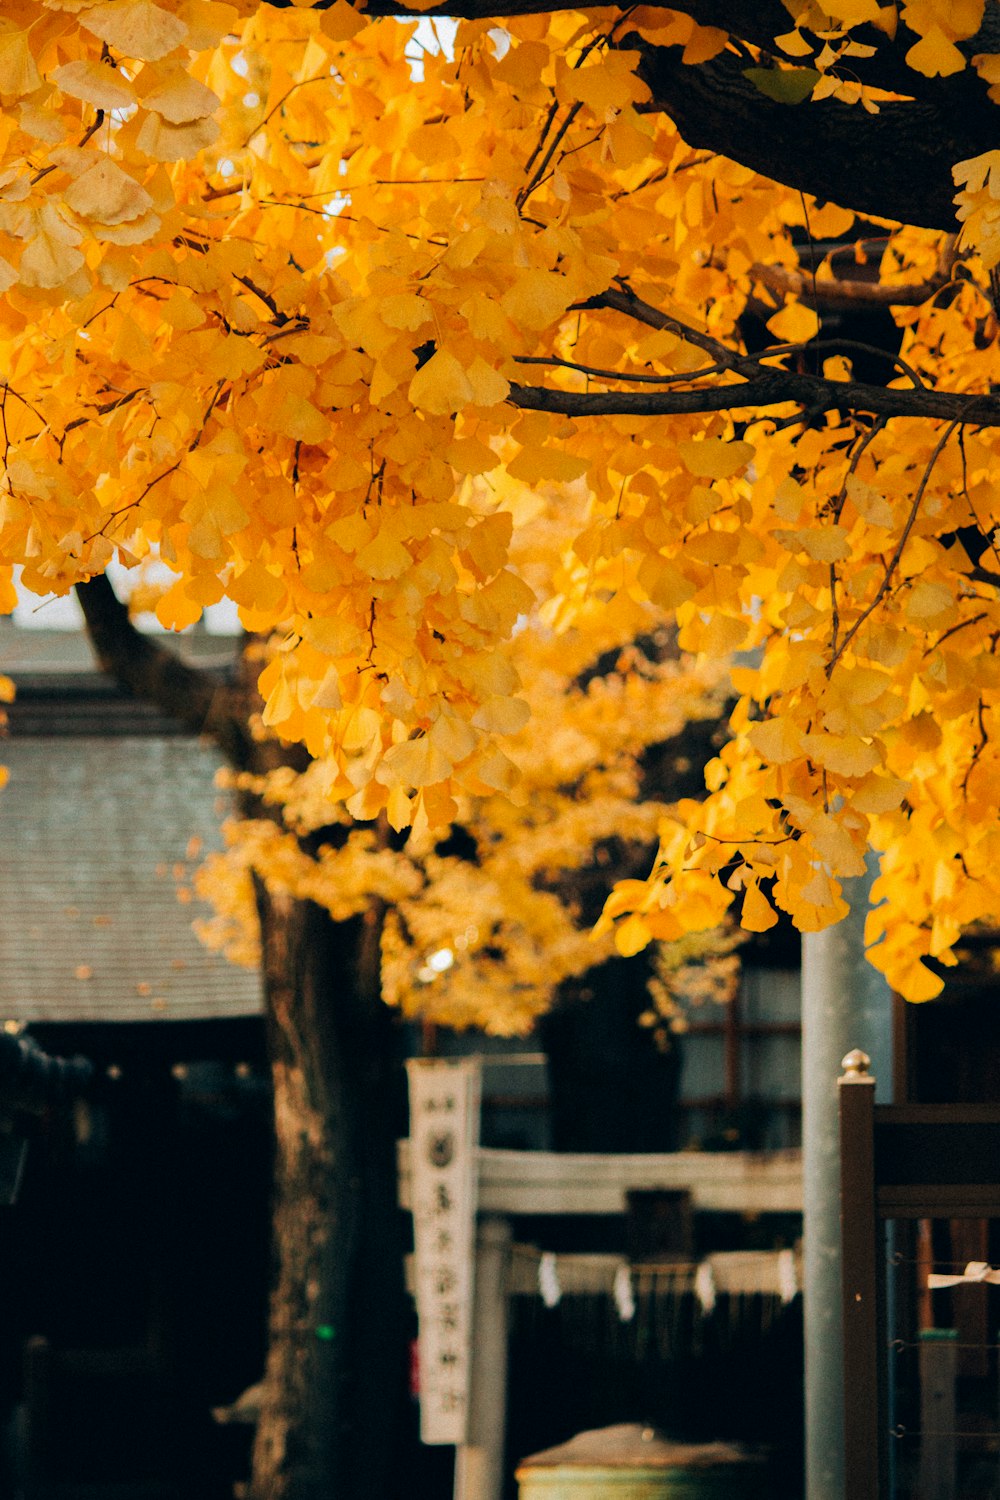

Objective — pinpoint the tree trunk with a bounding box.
[249,884,409,1500]
[72,581,412,1499]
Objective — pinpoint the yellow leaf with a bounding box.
[501,270,571,330]
[774,28,814,56]
[299,615,359,655]
[766,300,820,343]
[408,124,461,165]
[466,358,510,407]
[636,554,696,610]
[181,1,240,49]
[52,59,137,111]
[135,111,219,161]
[227,562,287,612]
[379,293,432,332]
[905,580,954,622]
[140,66,219,122]
[310,668,343,711]
[356,530,412,579]
[800,732,881,777]
[599,879,650,925]
[868,940,944,1002]
[377,735,451,788]
[614,912,653,957]
[471,695,531,733]
[846,474,894,527]
[492,40,550,94]
[94,210,161,246]
[445,437,499,475]
[562,51,649,111]
[64,158,154,225]
[677,437,755,479]
[851,774,909,814]
[507,446,589,483]
[822,0,882,20]
[792,526,851,562]
[155,580,203,630]
[18,204,84,289]
[261,668,297,728]
[320,0,369,39]
[742,880,779,932]
[386,784,412,831]
[82,0,189,61]
[682,25,728,64]
[0,27,41,98]
[428,712,477,764]
[906,25,966,77]
[462,511,512,578]
[748,716,804,765]
[267,393,328,444]
[469,745,519,792]
[408,349,475,415]
[681,611,749,655]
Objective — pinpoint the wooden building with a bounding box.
[0,622,270,1500]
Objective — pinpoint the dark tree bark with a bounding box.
[251,888,408,1500]
[75,577,409,1500]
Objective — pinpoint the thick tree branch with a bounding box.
[632,44,997,232]
[749,263,956,314]
[75,576,255,767]
[509,376,1000,425]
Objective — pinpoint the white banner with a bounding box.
[406,1057,481,1445]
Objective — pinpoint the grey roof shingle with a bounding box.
[0,736,263,1023]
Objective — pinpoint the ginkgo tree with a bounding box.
[5,0,1000,1491]
[75,487,731,1499]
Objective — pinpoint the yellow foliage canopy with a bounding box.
[3,0,1000,1003]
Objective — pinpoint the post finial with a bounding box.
[840,1048,872,1081]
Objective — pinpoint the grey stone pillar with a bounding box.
[802,857,893,1500]
[454,1215,512,1500]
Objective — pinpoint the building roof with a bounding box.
[0,627,262,1024]
[1,626,240,738]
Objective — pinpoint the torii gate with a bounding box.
[400,1057,803,1500]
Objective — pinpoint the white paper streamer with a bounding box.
[927,1260,1000,1290]
[778,1248,798,1305]
[695,1259,716,1314]
[613,1262,636,1323]
[539,1251,562,1308]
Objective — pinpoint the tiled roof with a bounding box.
[1,627,241,738]
[0,736,263,1023]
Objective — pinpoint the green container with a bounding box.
[516,1424,763,1500]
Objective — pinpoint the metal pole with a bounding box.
[802,856,893,1500]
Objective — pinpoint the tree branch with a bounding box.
[748,262,956,313]
[508,376,1000,424]
[75,576,254,767]
[515,280,1000,424]
[632,43,997,232]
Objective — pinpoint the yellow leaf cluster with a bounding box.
[2,0,1000,1012]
